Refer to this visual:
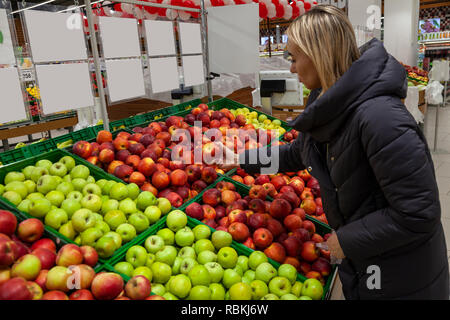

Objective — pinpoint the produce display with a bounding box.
[401,62,429,85]
[112,210,324,300]
[184,178,331,284]
[0,154,172,259]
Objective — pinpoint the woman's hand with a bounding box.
[211,142,241,170]
[326,232,346,260]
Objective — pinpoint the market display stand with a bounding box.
[0,116,77,151]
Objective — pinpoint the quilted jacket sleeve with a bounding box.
[239,134,306,175]
[337,98,441,260]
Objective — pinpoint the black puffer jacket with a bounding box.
[241,39,449,299]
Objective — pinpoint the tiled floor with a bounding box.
[330,101,450,300]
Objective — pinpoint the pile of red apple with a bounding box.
[185,181,332,285]
[0,210,163,300]
[72,129,220,208]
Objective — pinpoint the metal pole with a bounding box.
[200,0,212,102]
[433,79,448,152]
[110,0,201,12]
[85,0,110,131]
[267,18,271,58]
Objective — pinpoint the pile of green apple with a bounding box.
[232,108,286,134]
[0,156,173,259]
[113,210,323,300]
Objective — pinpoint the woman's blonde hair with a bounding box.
[286,5,360,94]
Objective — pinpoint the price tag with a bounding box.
[20,69,35,82]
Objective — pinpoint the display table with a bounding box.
[0,116,78,151]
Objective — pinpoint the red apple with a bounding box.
[80,246,98,267]
[192,180,207,193]
[289,179,305,196]
[311,233,324,243]
[300,241,320,262]
[17,219,44,243]
[70,289,94,300]
[56,244,83,267]
[201,167,217,184]
[243,176,255,186]
[125,275,151,300]
[202,219,217,229]
[266,218,285,238]
[107,160,125,175]
[91,272,124,300]
[0,240,18,267]
[283,215,303,232]
[0,277,31,300]
[125,155,141,170]
[312,257,331,277]
[243,237,255,250]
[165,192,183,208]
[170,169,188,187]
[271,176,287,191]
[228,210,247,224]
[72,141,92,159]
[282,236,302,257]
[0,268,11,286]
[35,270,48,291]
[249,185,267,200]
[97,130,113,144]
[279,191,300,209]
[31,248,56,270]
[221,190,237,206]
[185,203,204,221]
[202,205,216,220]
[299,261,312,274]
[152,171,170,190]
[113,137,129,151]
[269,199,292,220]
[185,165,201,183]
[264,242,286,263]
[218,217,230,228]
[292,208,306,220]
[215,206,226,220]
[248,213,267,230]
[302,220,316,235]
[42,290,69,300]
[0,210,17,236]
[202,188,221,207]
[253,228,273,249]
[292,228,310,243]
[228,222,250,242]
[99,149,115,164]
[301,199,317,215]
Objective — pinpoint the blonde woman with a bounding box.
[223,5,449,299]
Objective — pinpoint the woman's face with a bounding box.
[287,40,321,90]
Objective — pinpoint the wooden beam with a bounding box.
[0,117,78,140]
[420,0,450,9]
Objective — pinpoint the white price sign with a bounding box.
[20,69,35,82]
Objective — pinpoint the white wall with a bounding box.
[348,0,381,29]
[384,0,420,66]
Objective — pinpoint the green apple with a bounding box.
[26,192,44,201]
[233,265,244,277]
[45,208,68,229]
[188,285,211,300]
[128,213,149,233]
[166,210,187,232]
[49,163,67,177]
[193,225,211,241]
[236,256,249,273]
[94,220,111,235]
[278,263,297,285]
[291,281,303,297]
[30,167,49,183]
[211,230,232,250]
[114,261,134,278]
[156,228,175,245]
[272,119,281,127]
[86,176,95,184]
[56,182,74,196]
[248,251,268,271]
[74,235,81,245]
[80,227,103,246]
[3,191,22,206]
[58,156,76,171]
[109,183,129,201]
[151,283,166,296]
[23,180,36,194]
[210,283,226,300]
[72,179,87,192]
[4,171,25,184]
[92,212,103,222]
[11,254,41,280]
[6,181,28,199]
[95,235,117,258]
[217,247,238,269]
[162,292,178,300]
[104,210,127,230]
[255,262,277,284]
[17,199,31,213]
[145,235,165,254]
[262,293,279,300]
[178,247,196,260]
[96,179,108,191]
[58,221,77,240]
[156,197,171,215]
[119,198,137,215]
[204,262,224,283]
[103,231,122,249]
[180,258,197,275]
[250,279,268,299]
[194,239,215,255]
[62,175,72,183]
[28,198,52,218]
[301,278,323,300]
[126,183,140,200]
[258,114,268,123]
[243,270,256,284]
[172,256,183,274]
[66,191,83,202]
[175,227,195,247]
[198,251,217,265]
[269,276,292,297]
[45,190,65,207]
[81,194,102,213]
[169,274,192,299]
[151,261,172,284]
[60,199,81,219]
[126,245,148,268]
[116,223,136,243]
[35,176,56,195]
[71,208,96,232]
[222,269,241,289]
[155,246,177,266]
[102,180,116,195]
[299,295,313,300]
[22,166,35,180]
[143,206,161,224]
[281,293,298,300]
[136,191,157,211]
[35,159,52,171]
[101,199,119,215]
[70,165,90,180]
[101,195,109,204]
[133,266,153,282]
[229,282,252,300]
[82,183,102,196]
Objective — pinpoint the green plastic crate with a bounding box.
[0,147,34,166]
[27,139,58,156]
[0,149,151,263]
[183,176,335,299]
[52,127,98,147]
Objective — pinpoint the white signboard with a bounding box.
[99,16,141,59]
[0,9,16,65]
[182,55,205,86]
[148,57,179,93]
[0,67,28,123]
[105,59,146,102]
[36,63,94,114]
[24,10,88,63]
[179,22,202,55]
[145,20,176,57]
